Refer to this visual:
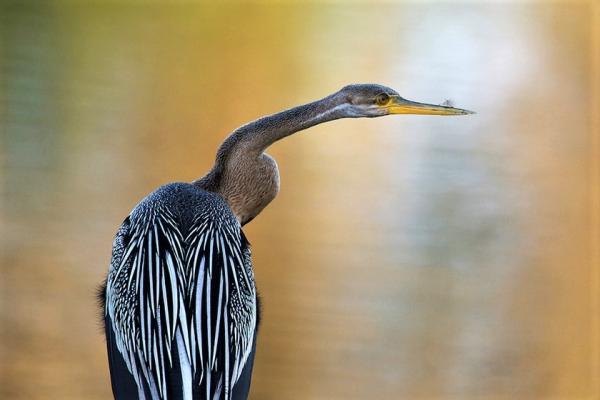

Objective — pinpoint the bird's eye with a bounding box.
[375,93,390,106]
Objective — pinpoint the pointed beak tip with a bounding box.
[444,107,475,116]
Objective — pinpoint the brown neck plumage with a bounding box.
[194,92,346,225]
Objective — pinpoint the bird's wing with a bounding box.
[105,201,257,400]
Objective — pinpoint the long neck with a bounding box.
[220,92,345,159]
[194,92,347,224]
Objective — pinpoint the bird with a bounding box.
[98,83,473,400]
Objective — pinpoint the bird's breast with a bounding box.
[221,153,280,225]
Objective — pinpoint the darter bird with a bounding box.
[98,84,473,400]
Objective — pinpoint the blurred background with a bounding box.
[1,1,598,399]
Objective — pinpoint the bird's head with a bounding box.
[335,83,474,118]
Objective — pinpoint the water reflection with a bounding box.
[1,2,597,399]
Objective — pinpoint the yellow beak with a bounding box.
[387,96,474,116]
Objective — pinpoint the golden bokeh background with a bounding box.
[1,2,598,399]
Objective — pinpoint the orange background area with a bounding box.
[1,2,598,399]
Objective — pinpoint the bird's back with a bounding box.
[101,182,258,400]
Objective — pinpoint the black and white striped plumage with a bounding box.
[101,183,258,400]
